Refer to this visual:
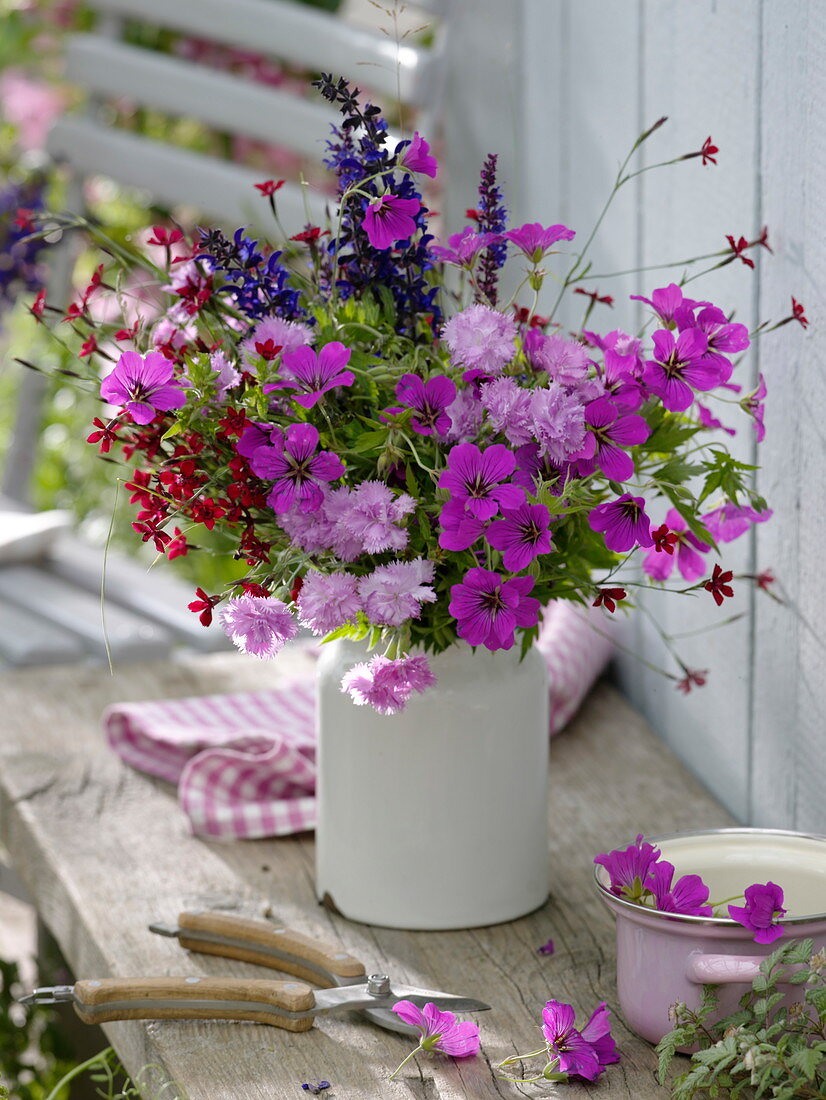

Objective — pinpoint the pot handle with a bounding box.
[686,952,764,985]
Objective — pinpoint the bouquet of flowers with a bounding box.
[25,74,805,713]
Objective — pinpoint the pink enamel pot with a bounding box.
[594,828,826,1045]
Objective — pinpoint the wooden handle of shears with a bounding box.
[177,910,366,986]
[73,976,315,1031]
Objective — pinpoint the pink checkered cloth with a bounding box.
[104,603,614,840]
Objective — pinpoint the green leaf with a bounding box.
[161,420,183,440]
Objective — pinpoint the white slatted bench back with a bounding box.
[47,0,439,232]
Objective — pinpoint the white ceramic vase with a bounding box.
[315,639,550,929]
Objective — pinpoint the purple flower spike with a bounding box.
[100,350,187,424]
[392,1001,480,1058]
[643,328,723,412]
[504,222,576,262]
[574,396,650,481]
[438,443,524,520]
[362,193,421,250]
[394,372,457,436]
[541,1001,602,1082]
[594,834,662,901]
[588,493,654,553]
[249,422,345,514]
[266,341,355,408]
[449,568,539,651]
[728,882,787,944]
[646,860,713,916]
[486,501,552,571]
[397,131,438,178]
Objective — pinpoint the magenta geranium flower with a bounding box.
[220,595,297,658]
[631,283,696,327]
[362,193,421,250]
[643,328,723,412]
[100,350,187,424]
[573,396,650,481]
[249,422,345,513]
[579,1003,620,1070]
[703,501,772,543]
[486,501,552,571]
[449,568,539,651]
[594,834,662,902]
[438,442,524,520]
[430,227,499,266]
[642,508,710,583]
[393,373,457,435]
[741,373,767,442]
[588,493,654,553]
[684,305,750,373]
[438,498,487,552]
[389,1000,479,1079]
[646,860,713,916]
[265,341,355,408]
[341,654,436,715]
[504,221,576,262]
[392,1001,479,1057]
[396,131,438,178]
[728,882,787,944]
[541,1001,602,1082]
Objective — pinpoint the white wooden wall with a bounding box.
[440,0,824,832]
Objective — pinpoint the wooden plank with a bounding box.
[613,0,763,822]
[66,35,341,159]
[0,652,732,1098]
[46,118,326,234]
[48,536,232,653]
[0,601,84,667]
[751,0,826,833]
[88,0,430,106]
[0,565,173,663]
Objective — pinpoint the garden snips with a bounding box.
[20,910,490,1036]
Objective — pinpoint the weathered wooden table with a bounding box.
[0,652,733,1099]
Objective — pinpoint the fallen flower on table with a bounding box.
[300,1082,330,1095]
[595,837,788,943]
[537,938,556,956]
[496,998,619,1083]
[388,1001,480,1080]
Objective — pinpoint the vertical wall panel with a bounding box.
[752,0,826,833]
[611,0,763,822]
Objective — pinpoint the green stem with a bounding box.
[389,1042,424,1080]
[45,1047,115,1100]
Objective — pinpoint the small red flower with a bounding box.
[132,517,171,553]
[290,226,329,244]
[755,225,772,253]
[290,576,304,603]
[147,225,184,247]
[218,408,248,437]
[573,287,614,307]
[791,297,809,329]
[725,235,755,269]
[704,563,734,606]
[677,668,708,694]
[86,417,120,453]
[30,288,47,319]
[113,319,140,342]
[63,301,84,322]
[652,524,679,555]
[593,587,627,613]
[255,179,285,196]
[188,587,221,627]
[14,207,36,232]
[79,335,98,358]
[465,208,480,222]
[755,569,776,591]
[239,581,271,598]
[254,339,283,361]
[700,136,718,166]
[513,306,549,328]
[166,528,191,560]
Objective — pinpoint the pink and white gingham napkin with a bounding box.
[104,603,615,840]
